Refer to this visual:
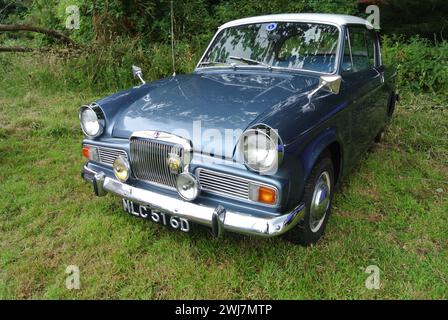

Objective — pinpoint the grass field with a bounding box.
[0,86,447,299]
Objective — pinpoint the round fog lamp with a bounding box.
[113,155,130,182]
[176,172,200,201]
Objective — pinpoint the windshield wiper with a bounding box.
[198,61,234,67]
[229,56,272,69]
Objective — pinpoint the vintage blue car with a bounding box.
[80,14,397,245]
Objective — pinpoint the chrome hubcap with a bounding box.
[309,171,331,233]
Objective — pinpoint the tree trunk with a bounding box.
[0,47,81,55]
[0,46,35,52]
[0,24,76,46]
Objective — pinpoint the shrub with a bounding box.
[0,39,199,96]
[1,35,446,98]
[67,40,198,92]
[382,36,448,94]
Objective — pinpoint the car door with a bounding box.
[339,25,383,161]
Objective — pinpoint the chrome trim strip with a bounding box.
[82,165,304,238]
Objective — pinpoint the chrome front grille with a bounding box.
[97,146,127,166]
[197,169,251,201]
[130,137,184,188]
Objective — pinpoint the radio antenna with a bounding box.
[170,0,176,77]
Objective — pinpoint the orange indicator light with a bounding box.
[82,146,90,159]
[258,186,277,204]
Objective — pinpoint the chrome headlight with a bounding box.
[79,104,105,138]
[238,126,283,174]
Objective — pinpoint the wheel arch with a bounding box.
[327,141,342,186]
[300,128,343,187]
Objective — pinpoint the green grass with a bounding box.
[0,89,447,299]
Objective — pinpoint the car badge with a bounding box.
[167,153,182,174]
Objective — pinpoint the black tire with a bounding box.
[285,154,334,246]
[374,129,385,143]
[387,92,396,117]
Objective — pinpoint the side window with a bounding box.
[341,33,353,72]
[349,27,369,72]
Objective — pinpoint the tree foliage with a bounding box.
[379,0,448,42]
[1,0,447,94]
[2,0,447,45]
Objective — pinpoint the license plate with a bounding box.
[122,199,190,233]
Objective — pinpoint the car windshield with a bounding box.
[199,22,340,73]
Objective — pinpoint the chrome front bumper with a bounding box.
[82,165,305,238]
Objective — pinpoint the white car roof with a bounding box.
[219,13,373,29]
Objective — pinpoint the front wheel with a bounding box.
[285,155,334,246]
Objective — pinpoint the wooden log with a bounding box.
[0,24,77,46]
[0,46,36,52]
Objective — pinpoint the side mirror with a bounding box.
[132,65,145,84]
[321,75,342,94]
[307,75,342,101]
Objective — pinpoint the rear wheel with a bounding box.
[285,154,334,246]
[387,91,396,117]
[374,130,385,143]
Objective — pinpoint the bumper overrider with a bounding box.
[82,165,305,238]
